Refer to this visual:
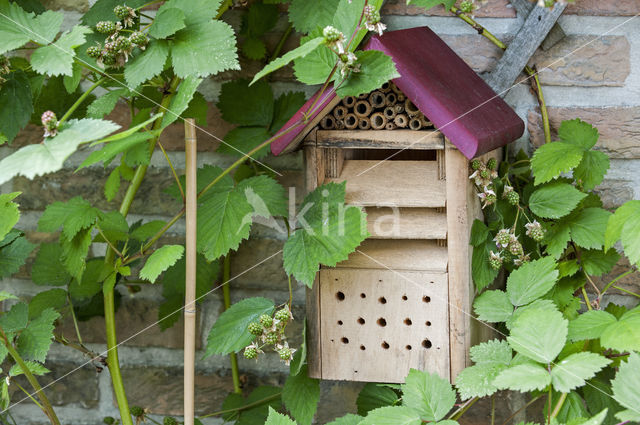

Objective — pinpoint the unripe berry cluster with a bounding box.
[41,110,58,138]
[491,228,529,268]
[243,306,296,364]
[88,5,146,69]
[469,159,498,208]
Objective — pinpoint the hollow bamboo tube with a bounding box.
[390,82,402,94]
[183,119,197,425]
[320,115,336,130]
[394,104,404,114]
[397,93,406,102]
[344,113,359,130]
[383,106,396,119]
[386,122,397,130]
[409,117,423,131]
[405,99,420,116]
[419,114,433,128]
[358,92,368,100]
[394,113,408,128]
[385,92,397,106]
[369,91,386,108]
[358,117,371,130]
[341,96,356,108]
[380,82,391,93]
[333,105,348,119]
[354,100,372,117]
[370,112,387,130]
[335,119,345,130]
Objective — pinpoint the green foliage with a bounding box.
[0,0,63,53]
[124,40,170,88]
[335,50,399,98]
[87,88,128,118]
[507,306,567,364]
[407,0,456,9]
[611,352,640,422]
[359,407,422,425]
[605,200,640,266]
[402,369,456,422]
[288,0,340,33]
[252,37,325,85]
[0,70,33,143]
[599,307,640,352]
[356,384,399,416]
[0,231,35,279]
[0,192,20,241]
[148,7,186,39]
[506,256,558,306]
[529,182,586,219]
[265,408,297,425]
[30,26,91,77]
[161,75,202,128]
[493,363,551,392]
[282,365,320,425]
[219,79,274,127]
[550,352,610,393]
[16,308,60,362]
[222,386,282,425]
[139,245,184,283]
[473,290,512,322]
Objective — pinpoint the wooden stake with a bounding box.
[183,119,197,425]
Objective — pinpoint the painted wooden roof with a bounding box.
[270,26,525,159]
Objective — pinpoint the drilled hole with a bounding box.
[336,291,345,301]
[426,321,432,327]
[377,318,387,327]
[357,317,365,325]
[422,339,432,349]
[360,345,366,351]
[404,318,412,326]
[422,296,431,303]
[337,320,343,325]
[341,337,349,344]
[360,293,366,299]
[402,295,408,301]
[378,297,387,304]
[406,345,412,350]
[381,341,390,349]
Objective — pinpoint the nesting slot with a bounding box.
[360,293,366,298]
[378,296,387,304]
[422,339,432,349]
[404,318,412,326]
[402,295,408,301]
[370,112,387,130]
[336,291,345,301]
[385,92,397,106]
[360,345,366,350]
[333,105,348,119]
[357,317,366,325]
[381,341,390,349]
[344,113,358,130]
[377,318,387,327]
[320,115,336,130]
[369,91,386,108]
[355,100,372,117]
[358,117,371,130]
[423,296,431,303]
[342,96,356,108]
[342,337,350,344]
[338,320,343,325]
[406,345,412,350]
[394,114,408,128]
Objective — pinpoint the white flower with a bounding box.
[364,5,386,36]
[338,52,360,78]
[323,26,346,54]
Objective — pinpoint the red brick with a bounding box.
[382,0,516,18]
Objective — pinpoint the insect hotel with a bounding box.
[272,27,525,383]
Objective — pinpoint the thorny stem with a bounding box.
[54,335,102,361]
[551,392,568,419]
[547,383,552,425]
[601,269,636,301]
[450,7,507,49]
[1,330,61,425]
[58,77,104,126]
[222,255,242,395]
[12,382,43,410]
[448,397,478,420]
[199,393,282,418]
[67,294,83,345]
[270,24,294,62]
[526,68,551,144]
[581,286,593,311]
[612,285,640,299]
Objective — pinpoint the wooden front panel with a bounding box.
[364,207,447,240]
[318,268,450,383]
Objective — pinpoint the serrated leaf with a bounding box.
[183,91,208,126]
[28,288,67,319]
[470,339,512,365]
[87,88,127,119]
[359,406,422,425]
[140,245,184,283]
[149,7,185,39]
[333,0,384,49]
[38,196,102,240]
[558,119,599,150]
[529,183,586,219]
[131,220,166,242]
[63,62,82,93]
[60,227,92,281]
[79,132,155,169]
[573,150,609,191]
[326,414,363,425]
[31,25,91,76]
[544,221,571,259]
[356,384,399,416]
[567,208,611,250]
[0,70,33,143]
[282,365,320,425]
[265,408,296,425]
[620,213,640,267]
[161,75,202,128]
[8,361,49,377]
[218,79,274,127]
[0,192,20,241]
[567,310,616,342]
[493,363,551,392]
[288,0,340,33]
[455,363,507,399]
[124,40,170,88]
[237,175,288,218]
[469,220,489,247]
[531,142,584,185]
[161,0,222,24]
[0,302,28,333]
[204,297,274,356]
[16,308,60,362]
[82,0,147,26]
[0,118,120,185]
[581,249,619,276]
[612,352,640,421]
[283,183,367,286]
[294,33,335,85]
[335,50,400,98]
[605,200,640,251]
[506,300,564,333]
[237,386,282,425]
[402,369,456,422]
[171,20,239,78]
[507,306,567,364]
[218,127,271,159]
[506,256,558,306]
[32,242,71,286]
[0,234,35,279]
[252,37,325,85]
[242,37,267,60]
[407,0,456,9]
[473,290,513,323]
[471,239,499,291]
[0,1,63,53]
[289,321,307,376]
[271,91,307,133]
[551,352,610,393]
[600,307,640,352]
[104,167,120,201]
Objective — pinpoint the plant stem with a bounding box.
[222,255,242,395]
[13,382,43,410]
[270,24,293,62]
[215,0,233,19]
[500,395,543,425]
[58,77,104,125]
[450,7,507,49]
[1,332,60,425]
[581,286,593,311]
[158,141,184,201]
[448,397,478,420]
[526,68,551,144]
[102,75,181,425]
[612,285,640,299]
[199,393,281,419]
[550,392,567,419]
[601,269,636,300]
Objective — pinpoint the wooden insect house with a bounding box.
[271,27,525,383]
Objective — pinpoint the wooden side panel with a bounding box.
[319,268,450,382]
[365,207,447,240]
[325,148,345,178]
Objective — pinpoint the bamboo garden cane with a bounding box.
[184,119,197,425]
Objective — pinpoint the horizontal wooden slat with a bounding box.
[316,129,444,150]
[365,207,447,239]
[327,160,446,208]
[335,239,448,272]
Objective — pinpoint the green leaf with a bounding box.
[30,25,91,76]
[0,118,120,185]
[545,221,571,259]
[79,132,156,169]
[9,361,49,377]
[265,408,296,425]
[581,249,619,277]
[402,369,456,422]
[183,91,208,126]
[124,40,170,88]
[171,20,239,78]
[294,34,335,85]
[529,183,587,219]
[471,239,499,291]
[32,242,71,286]
[0,302,28,333]
[282,365,320,425]
[288,0,340,33]
[218,79,274,127]
[335,50,400,98]
[506,256,559,306]
[16,308,60,362]
[218,127,271,159]
[87,88,126,119]
[204,297,274,356]
[0,1,63,53]
[38,196,102,240]
[567,208,611,250]
[0,234,35,279]
[473,290,513,323]
[470,339,512,365]
[620,213,640,267]
[455,363,506,399]
[149,7,185,39]
[242,37,267,60]
[271,91,307,132]
[612,352,640,422]
[573,150,609,191]
[161,75,202,128]
[507,306,567,364]
[356,384,399,416]
[139,245,184,283]
[252,37,325,85]
[28,288,67,319]
[469,220,489,247]
[531,142,584,185]
[60,227,92,281]
[96,211,129,243]
[558,119,599,150]
[360,406,422,425]
[493,363,551,392]
[605,200,640,251]
[289,321,307,376]
[550,352,610,393]
[325,414,363,425]
[0,71,33,143]
[237,386,282,425]
[333,0,383,48]
[63,62,82,93]
[283,183,368,286]
[245,2,279,36]
[407,0,456,9]
[0,292,17,302]
[567,310,616,342]
[583,378,620,425]
[600,308,640,352]
[0,192,20,241]
[104,167,120,201]
[82,0,147,26]
[237,175,288,218]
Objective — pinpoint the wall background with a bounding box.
[1,0,639,423]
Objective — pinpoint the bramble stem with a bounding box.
[58,78,104,126]
[581,286,593,311]
[601,269,636,300]
[158,141,185,201]
[550,392,567,419]
[199,393,282,419]
[450,6,507,49]
[222,255,242,395]
[270,24,293,62]
[526,68,551,144]
[448,397,478,420]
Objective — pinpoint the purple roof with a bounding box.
[271,26,525,159]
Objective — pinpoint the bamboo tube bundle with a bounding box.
[385,92,397,106]
[333,105,348,120]
[397,93,406,102]
[405,99,420,117]
[370,112,387,130]
[342,96,356,108]
[358,92,368,100]
[369,91,386,108]
[419,113,433,128]
[335,119,345,130]
[379,82,391,93]
[409,117,423,131]
[394,104,404,114]
[344,113,359,130]
[394,113,408,128]
[390,82,402,95]
[386,122,397,130]
[320,115,336,130]
[383,106,396,119]
[358,117,371,130]
[354,100,372,117]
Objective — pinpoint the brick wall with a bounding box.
[1,0,639,423]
